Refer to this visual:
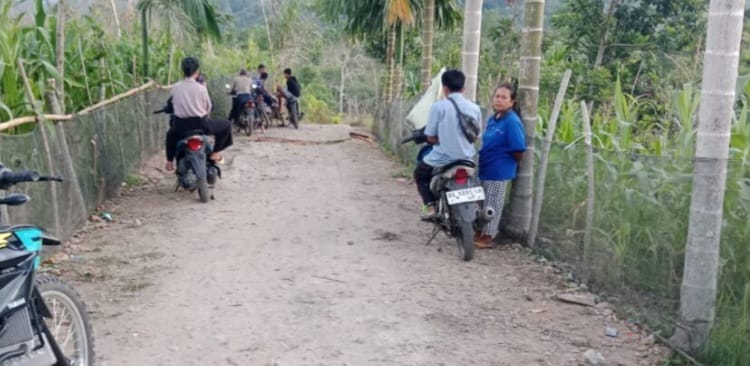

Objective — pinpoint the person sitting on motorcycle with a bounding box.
[228,68,253,121]
[253,64,266,82]
[413,69,482,219]
[165,57,233,171]
[257,72,277,107]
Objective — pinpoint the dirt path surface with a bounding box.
[47,124,667,366]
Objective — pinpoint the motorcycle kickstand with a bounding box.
[424,227,441,246]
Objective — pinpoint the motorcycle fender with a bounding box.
[185,152,207,180]
[450,201,478,223]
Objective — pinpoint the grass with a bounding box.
[531,80,750,365]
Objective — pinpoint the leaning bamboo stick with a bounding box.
[528,69,572,248]
[17,58,61,235]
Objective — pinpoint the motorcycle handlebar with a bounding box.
[38,176,64,183]
[0,170,41,185]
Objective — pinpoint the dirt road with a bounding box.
[48,124,666,365]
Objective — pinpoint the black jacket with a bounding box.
[287,77,301,98]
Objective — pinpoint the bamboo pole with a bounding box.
[580,101,595,282]
[0,81,158,132]
[17,59,62,236]
[528,69,572,248]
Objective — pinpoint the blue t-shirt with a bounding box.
[478,110,526,181]
[423,93,482,167]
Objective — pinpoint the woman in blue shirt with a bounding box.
[475,83,526,248]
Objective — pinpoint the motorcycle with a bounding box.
[155,103,221,203]
[174,132,220,202]
[231,92,255,136]
[401,127,495,261]
[0,163,95,365]
[250,87,272,132]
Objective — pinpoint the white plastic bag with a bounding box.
[405,68,446,129]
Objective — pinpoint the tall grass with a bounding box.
[536,79,750,365]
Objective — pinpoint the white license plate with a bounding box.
[446,187,485,205]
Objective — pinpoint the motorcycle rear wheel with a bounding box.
[455,220,475,262]
[36,274,95,366]
[198,178,209,203]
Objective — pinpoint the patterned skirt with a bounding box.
[481,180,509,238]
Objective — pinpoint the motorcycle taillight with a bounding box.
[186,137,203,152]
[247,101,255,108]
[454,168,469,185]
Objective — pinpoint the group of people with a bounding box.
[164,57,302,172]
[414,70,526,249]
[228,64,303,132]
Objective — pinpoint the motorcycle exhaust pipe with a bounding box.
[475,206,496,230]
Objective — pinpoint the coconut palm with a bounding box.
[671,0,745,354]
[506,0,546,241]
[137,0,222,78]
[317,0,460,101]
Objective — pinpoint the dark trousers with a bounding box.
[166,116,233,162]
[414,162,436,206]
[229,93,252,121]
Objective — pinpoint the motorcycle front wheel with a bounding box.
[36,274,95,366]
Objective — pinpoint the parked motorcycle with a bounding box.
[232,92,256,136]
[0,163,95,365]
[251,87,272,132]
[401,127,495,261]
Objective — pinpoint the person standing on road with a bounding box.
[279,68,303,125]
[474,83,526,248]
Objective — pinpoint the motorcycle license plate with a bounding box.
[446,187,485,205]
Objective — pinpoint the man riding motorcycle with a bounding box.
[228,68,253,121]
[413,69,482,219]
[165,57,233,171]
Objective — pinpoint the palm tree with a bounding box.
[420,0,435,92]
[461,0,483,101]
[505,0,545,241]
[671,0,745,354]
[137,0,222,79]
[318,0,459,100]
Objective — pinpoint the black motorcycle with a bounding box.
[0,163,95,365]
[231,92,255,136]
[402,127,494,261]
[155,102,221,203]
[174,132,220,202]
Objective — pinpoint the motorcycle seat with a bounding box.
[432,160,476,177]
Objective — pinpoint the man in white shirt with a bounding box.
[165,57,233,171]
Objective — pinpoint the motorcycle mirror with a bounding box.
[0,193,30,206]
[225,84,231,89]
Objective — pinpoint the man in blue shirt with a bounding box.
[413,69,482,217]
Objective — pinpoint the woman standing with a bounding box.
[475,83,527,248]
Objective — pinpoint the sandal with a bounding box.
[474,236,494,249]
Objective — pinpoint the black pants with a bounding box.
[166,116,233,162]
[414,162,436,206]
[228,93,252,121]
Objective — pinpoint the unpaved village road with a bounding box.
[47,125,666,365]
